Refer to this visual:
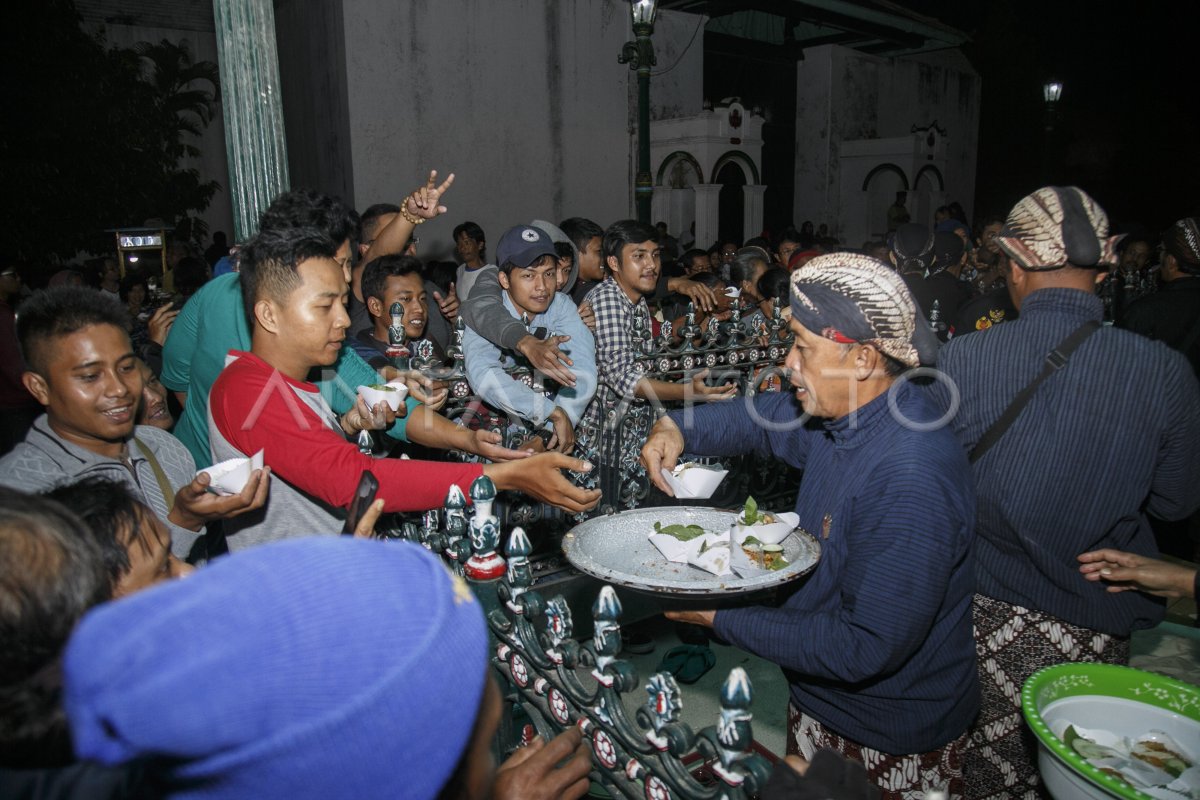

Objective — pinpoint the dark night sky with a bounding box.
[903,0,1199,234]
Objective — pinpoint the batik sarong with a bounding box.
[964,593,1129,800]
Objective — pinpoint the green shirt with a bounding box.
[160,273,416,468]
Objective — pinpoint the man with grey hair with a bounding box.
[642,253,978,797]
[931,187,1200,798]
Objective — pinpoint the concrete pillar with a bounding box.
[213,0,290,242]
[693,184,722,252]
[668,188,695,247]
[742,184,767,241]
[651,188,671,230]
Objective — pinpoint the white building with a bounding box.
[75,0,977,257]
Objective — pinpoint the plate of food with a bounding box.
[562,505,820,596]
[1023,663,1200,800]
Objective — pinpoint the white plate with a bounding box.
[563,507,820,597]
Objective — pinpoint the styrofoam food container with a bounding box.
[661,462,728,499]
[199,450,265,496]
[358,382,407,412]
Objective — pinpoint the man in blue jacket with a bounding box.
[642,253,978,798]
[931,187,1200,798]
[463,225,596,453]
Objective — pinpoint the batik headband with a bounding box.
[1162,217,1200,275]
[997,186,1120,270]
[789,253,923,367]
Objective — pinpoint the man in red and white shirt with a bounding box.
[208,225,599,551]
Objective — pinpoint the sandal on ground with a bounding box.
[622,631,656,655]
[655,644,716,684]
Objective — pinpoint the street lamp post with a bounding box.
[1042,79,1063,132]
[1042,79,1063,183]
[619,0,658,224]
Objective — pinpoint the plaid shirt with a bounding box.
[580,277,650,432]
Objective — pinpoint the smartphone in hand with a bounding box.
[341,470,380,535]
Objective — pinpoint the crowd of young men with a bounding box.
[1,180,1198,800]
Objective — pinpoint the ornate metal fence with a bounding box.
[417,299,799,526]
[383,478,777,799]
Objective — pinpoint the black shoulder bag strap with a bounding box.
[133,436,176,512]
[968,320,1101,465]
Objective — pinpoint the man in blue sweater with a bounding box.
[642,254,979,798]
[931,187,1200,799]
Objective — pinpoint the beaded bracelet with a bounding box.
[400,201,426,225]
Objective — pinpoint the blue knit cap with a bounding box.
[63,538,488,800]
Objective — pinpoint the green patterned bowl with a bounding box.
[1022,662,1200,800]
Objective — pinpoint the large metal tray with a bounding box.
[562,506,820,597]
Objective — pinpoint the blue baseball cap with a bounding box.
[495,224,557,269]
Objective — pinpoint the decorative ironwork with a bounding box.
[476,503,775,798]
[464,476,505,581]
[406,298,798,524]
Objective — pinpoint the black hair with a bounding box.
[424,261,458,297]
[879,351,908,378]
[174,256,209,296]
[43,478,150,596]
[360,203,401,245]
[947,201,969,226]
[119,275,148,304]
[559,217,604,254]
[81,258,105,289]
[362,254,423,306]
[681,248,708,268]
[744,236,771,252]
[601,219,658,271]
[774,227,803,251]
[259,189,361,255]
[0,487,108,767]
[452,221,487,262]
[757,267,789,303]
[553,241,574,262]
[730,247,771,287]
[1117,234,1152,254]
[689,271,726,290]
[16,287,130,374]
[980,214,1006,229]
[238,226,339,330]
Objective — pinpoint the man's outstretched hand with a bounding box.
[484,453,600,514]
[169,467,271,531]
[1078,548,1197,599]
[517,334,576,387]
[465,428,534,462]
[641,415,685,496]
[493,728,592,800]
